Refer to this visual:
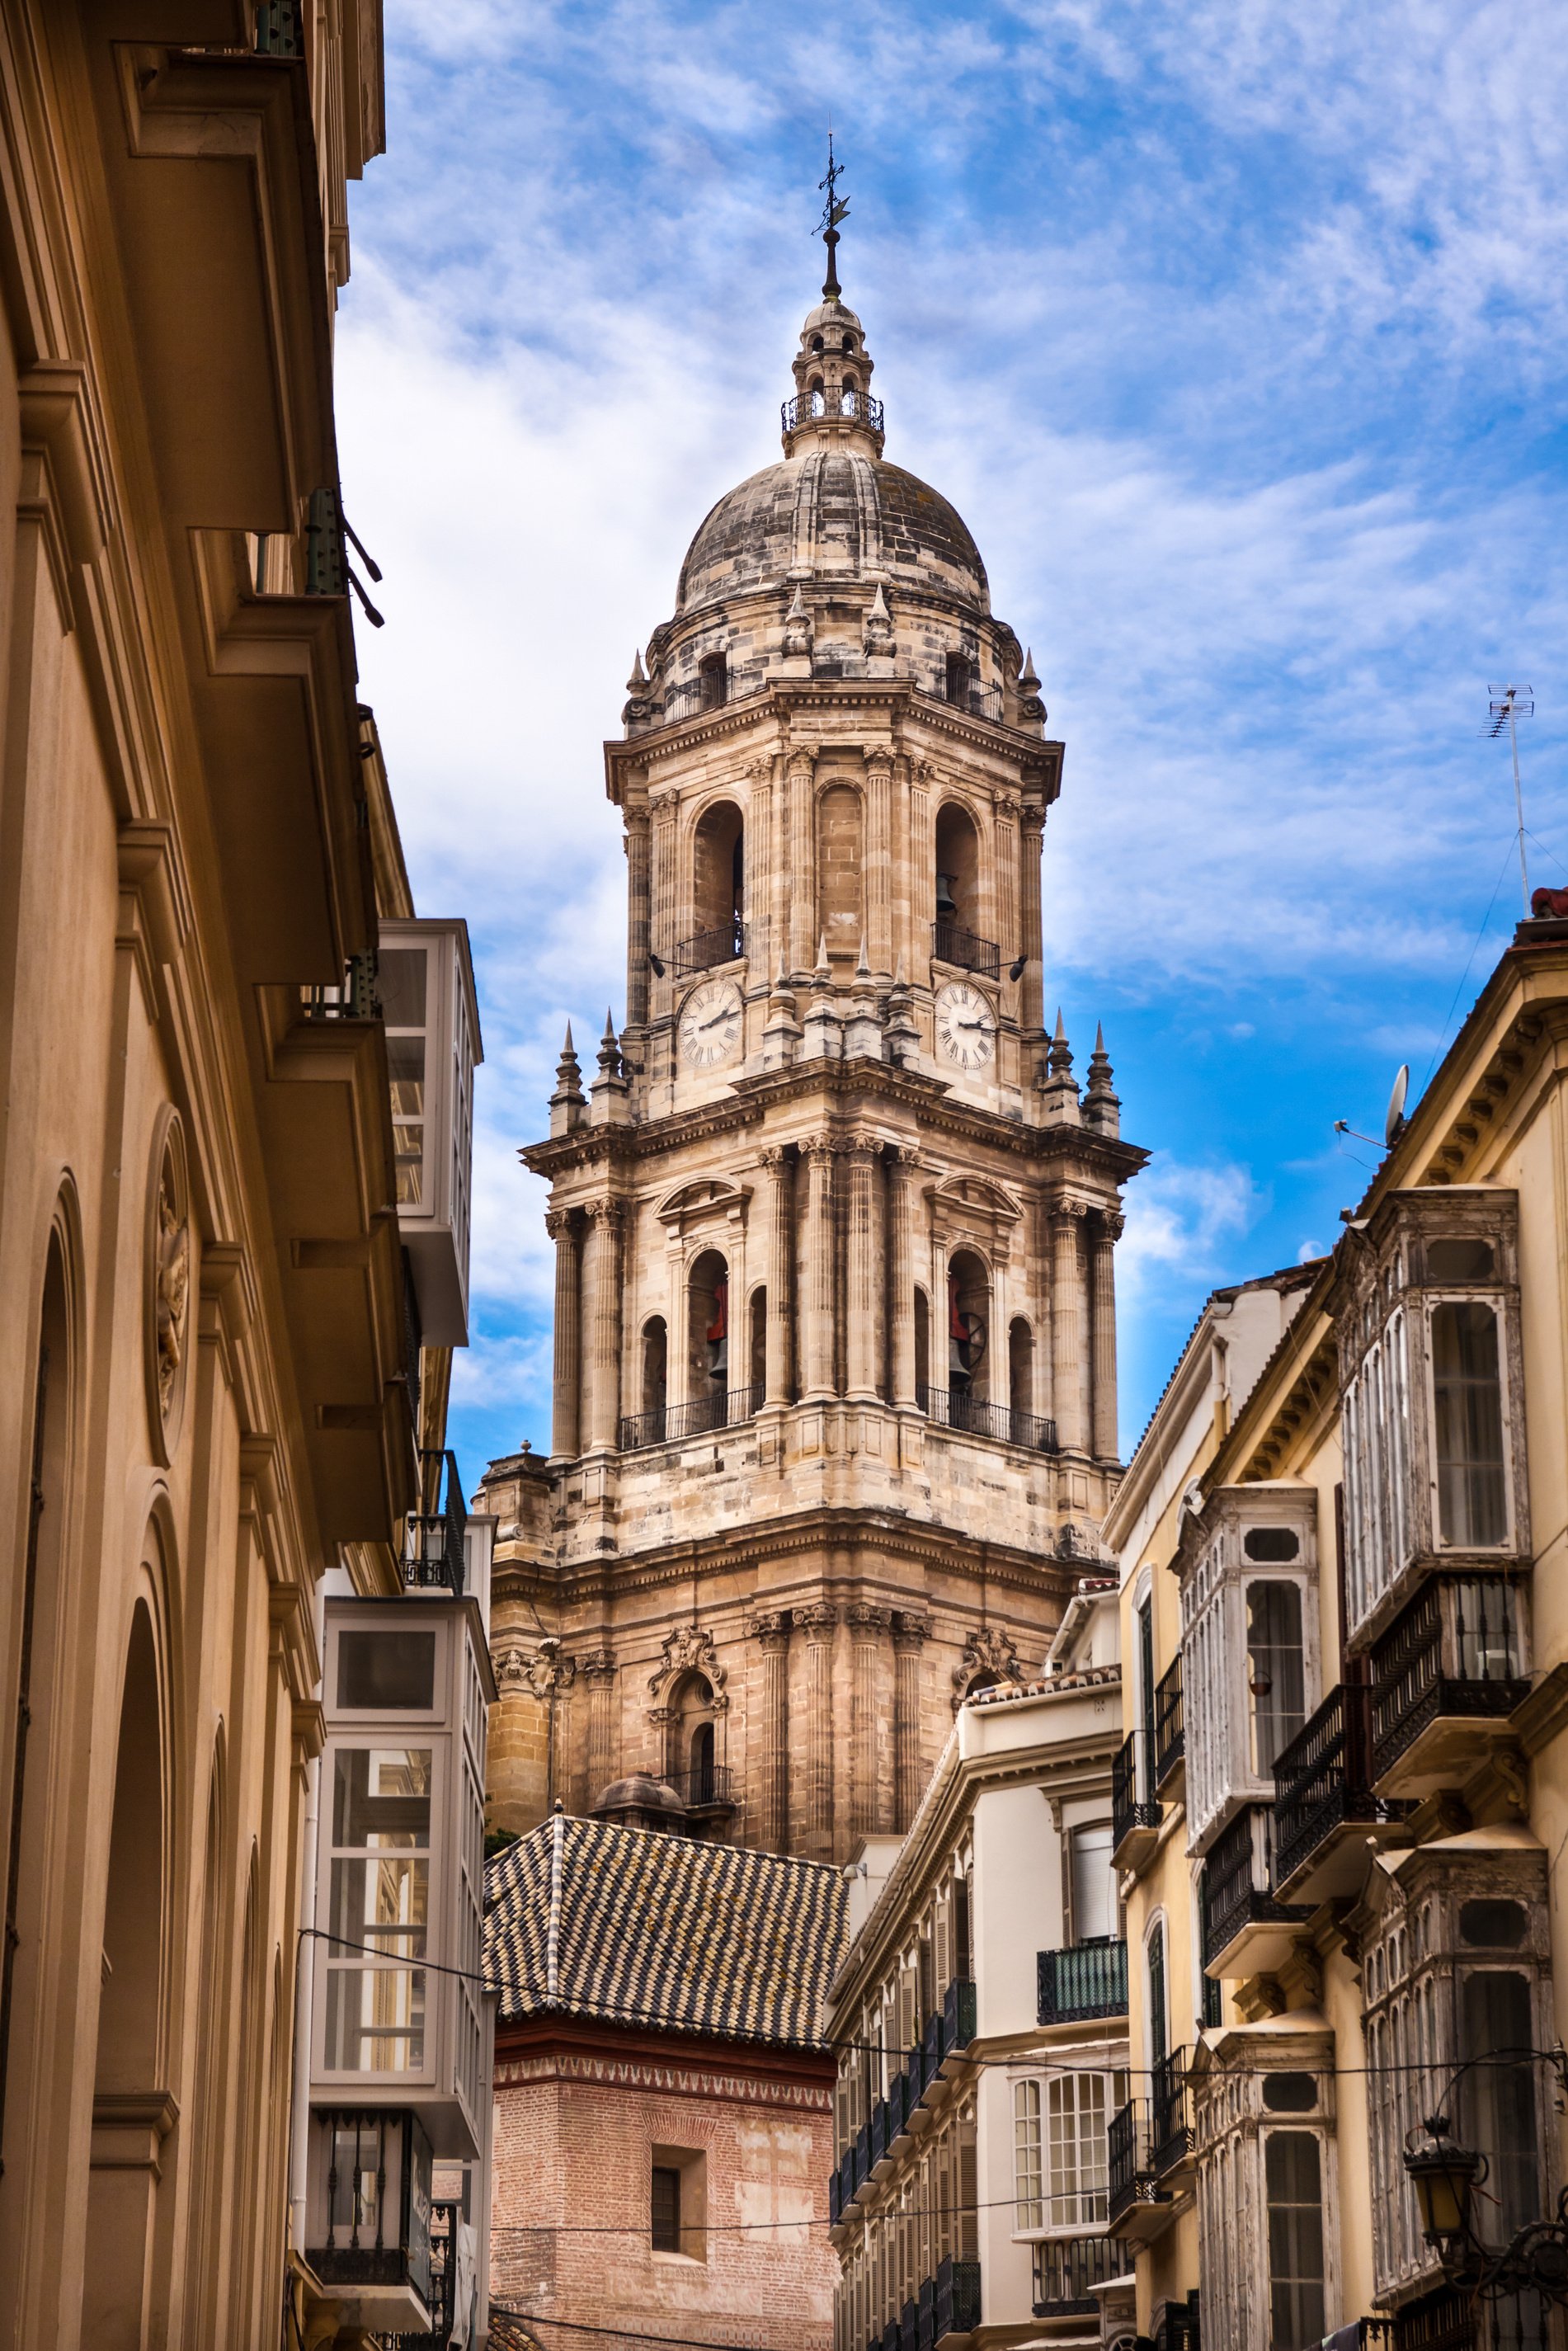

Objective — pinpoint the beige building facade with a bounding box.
[0,8,482,2349]
[1104,919,1568,2351]
[483,260,1144,1863]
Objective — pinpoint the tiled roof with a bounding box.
[485,1813,850,2049]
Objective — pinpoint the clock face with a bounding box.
[677,978,744,1069]
[935,978,996,1072]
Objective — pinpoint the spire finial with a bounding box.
[817,129,849,300]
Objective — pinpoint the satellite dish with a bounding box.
[1385,1064,1410,1148]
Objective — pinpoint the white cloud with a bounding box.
[1116,1153,1264,1303]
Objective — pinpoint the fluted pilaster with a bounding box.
[547,1209,582,1460]
[798,1600,838,1856]
[787,751,816,974]
[865,752,893,974]
[845,1140,879,1401]
[886,1146,917,1406]
[624,801,650,1026]
[1019,806,1046,1037]
[582,1649,616,1804]
[761,1147,794,1406]
[1091,1210,1123,1462]
[892,1611,930,1831]
[802,1138,836,1401]
[1050,1202,1087,1453]
[582,1199,624,1450]
[749,1611,791,1853]
[848,1603,892,1835]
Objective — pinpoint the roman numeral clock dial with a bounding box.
[935,978,997,1072]
[677,978,744,1069]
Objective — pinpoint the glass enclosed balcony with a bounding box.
[1370,1575,1529,1796]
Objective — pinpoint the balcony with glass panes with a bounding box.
[379,919,482,1351]
[1337,1194,1530,1658]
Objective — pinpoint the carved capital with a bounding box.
[844,1137,880,1166]
[798,1600,840,1638]
[892,1610,931,1651]
[760,1145,793,1174]
[494,1642,577,1702]
[545,1208,578,1243]
[578,1647,616,1686]
[994,790,1021,820]
[864,749,895,783]
[1051,1198,1090,1224]
[746,1609,792,1651]
[846,1603,893,1636]
[583,1197,624,1229]
[1097,1210,1126,1244]
[799,1132,836,1163]
[785,750,816,784]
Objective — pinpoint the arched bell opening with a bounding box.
[687,1250,729,1406]
[934,801,981,942]
[691,800,744,963]
[641,1316,668,1428]
[947,1250,991,1403]
[748,1285,766,1408]
[944,650,972,709]
[698,649,727,712]
[1009,1317,1034,1423]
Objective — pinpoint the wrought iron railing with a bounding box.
[1200,1806,1303,1970]
[781,389,885,434]
[1391,2287,1474,2349]
[1274,1680,1412,1887]
[1151,2047,1192,2173]
[942,1975,977,2057]
[403,1448,465,1595]
[1112,1729,1161,1854]
[1038,1938,1128,2024]
[933,2256,982,2341]
[672,918,746,974]
[931,921,1001,978]
[390,2196,463,2349]
[301,951,379,1020]
[1108,2098,1150,2224]
[1032,2236,1132,2314]
[917,1385,1057,1453]
[1153,1656,1184,1786]
[1370,1576,1528,1781]
[662,1763,734,1810]
[619,1386,761,1451]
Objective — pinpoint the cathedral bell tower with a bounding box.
[482,216,1147,1860]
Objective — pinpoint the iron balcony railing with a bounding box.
[619,1386,761,1452]
[931,921,1001,979]
[1108,2099,1156,2224]
[931,2256,982,2342]
[1038,1938,1128,2025]
[1274,1680,1411,1887]
[1153,1656,1184,1786]
[1032,2235,1132,2315]
[781,389,886,435]
[1370,1576,1528,1783]
[1388,2287,1474,2349]
[662,1763,734,1811]
[942,1975,977,2057]
[394,2195,464,2351]
[403,1448,466,1595]
[917,1385,1057,1454]
[1151,2048,1193,2174]
[301,950,379,1021]
[1200,1805,1304,1972]
[672,917,746,974]
[1112,1729,1161,1854]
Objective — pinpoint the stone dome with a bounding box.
[676,450,991,620]
[591,1771,688,1831]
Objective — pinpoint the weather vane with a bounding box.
[817,128,849,299]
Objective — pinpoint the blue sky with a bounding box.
[336,0,1568,1485]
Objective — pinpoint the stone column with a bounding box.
[799,1601,839,1856]
[848,1604,892,1835]
[787,750,816,975]
[1019,804,1046,1037]
[801,1137,836,1401]
[624,801,651,1027]
[845,1140,879,1402]
[547,1209,582,1461]
[582,1648,616,1807]
[864,751,893,974]
[1051,1202,1087,1453]
[886,1146,917,1406]
[892,1611,930,1831]
[761,1147,794,1406]
[1090,1210,1123,1462]
[750,1611,791,1853]
[582,1199,624,1450]
[745,759,770,971]
[994,792,1019,978]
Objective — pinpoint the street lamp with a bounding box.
[1403,2116,1485,2264]
[1402,2090,1568,2311]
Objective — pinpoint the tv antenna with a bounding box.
[1487,683,1534,916]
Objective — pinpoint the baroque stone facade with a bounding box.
[481,269,1145,1861]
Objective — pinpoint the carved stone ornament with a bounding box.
[578,1647,617,1687]
[846,1603,893,1636]
[745,1609,791,1649]
[494,1643,577,1703]
[647,1624,729,1711]
[951,1624,1024,1711]
[144,1107,191,1462]
[892,1610,931,1650]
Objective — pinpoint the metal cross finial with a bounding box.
[817,129,849,298]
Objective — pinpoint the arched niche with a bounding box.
[641,1317,668,1420]
[687,1249,729,1401]
[1009,1317,1034,1420]
[664,1670,720,1797]
[816,781,864,960]
[947,1249,991,1402]
[935,800,981,935]
[692,799,744,952]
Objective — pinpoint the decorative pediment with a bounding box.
[647,1624,729,1713]
[929,1173,1023,1240]
[653,1177,751,1233]
[951,1624,1024,1711]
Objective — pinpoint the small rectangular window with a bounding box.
[1432,1301,1508,1546]
[1264,2130,1326,2350]
[1462,1971,1538,2245]
[651,2164,681,2251]
[337,1629,436,1713]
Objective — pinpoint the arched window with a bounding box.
[934,802,981,940]
[1147,1920,1168,2073]
[642,1317,668,1424]
[947,1250,991,1403]
[688,1250,728,1406]
[841,379,859,414]
[1009,1318,1034,1425]
[945,651,972,708]
[690,800,744,964]
[698,649,727,712]
[666,1672,719,1805]
[809,380,826,417]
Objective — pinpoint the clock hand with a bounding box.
[696,1007,735,1031]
